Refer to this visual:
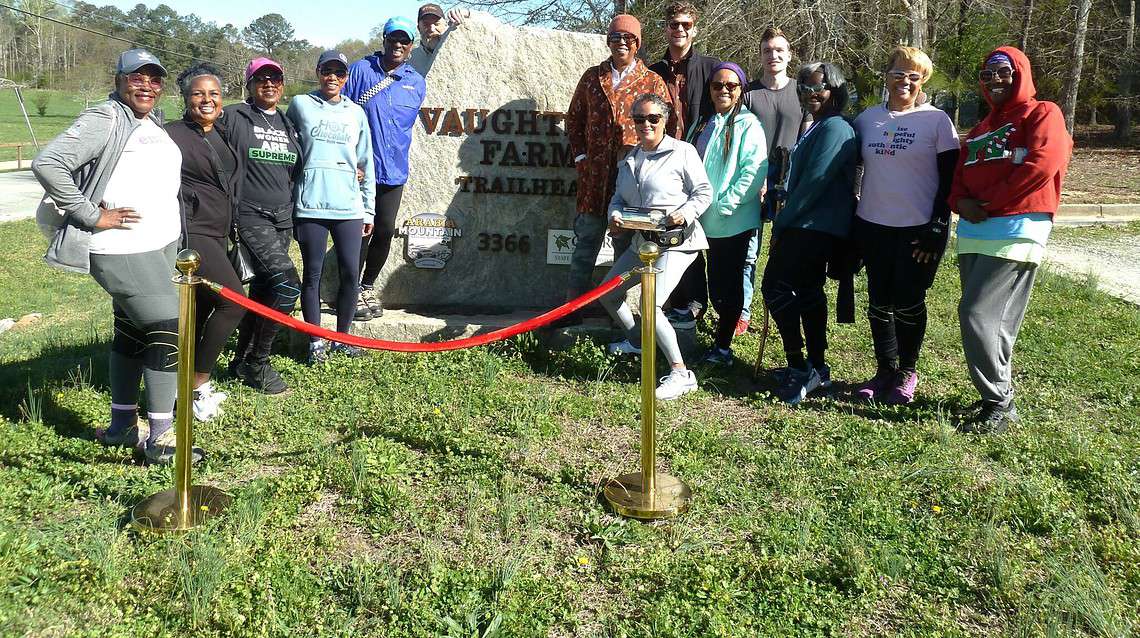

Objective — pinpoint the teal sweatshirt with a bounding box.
[687,109,768,239]
[772,114,857,239]
[286,92,375,222]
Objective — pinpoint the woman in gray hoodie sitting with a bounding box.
[599,93,712,402]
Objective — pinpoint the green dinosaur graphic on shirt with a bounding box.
[963,123,1015,166]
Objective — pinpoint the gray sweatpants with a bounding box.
[89,242,180,418]
[599,244,696,367]
[958,252,1038,408]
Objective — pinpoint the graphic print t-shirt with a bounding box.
[854,103,959,227]
[240,107,299,212]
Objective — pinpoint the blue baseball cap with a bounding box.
[383,16,417,42]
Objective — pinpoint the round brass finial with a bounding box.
[638,242,660,265]
[176,249,201,276]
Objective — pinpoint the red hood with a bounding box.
[978,46,1036,115]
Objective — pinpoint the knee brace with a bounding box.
[142,318,179,372]
[266,269,301,313]
[894,301,927,326]
[867,303,894,325]
[111,310,148,359]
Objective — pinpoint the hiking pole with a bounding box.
[754,302,771,378]
[604,243,691,520]
[132,249,230,533]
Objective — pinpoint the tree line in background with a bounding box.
[0,0,1135,141]
[0,1,388,101]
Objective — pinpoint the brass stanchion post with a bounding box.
[604,243,692,520]
[131,249,231,533]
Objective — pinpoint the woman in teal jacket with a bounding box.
[286,50,375,363]
[761,61,857,405]
[686,62,767,365]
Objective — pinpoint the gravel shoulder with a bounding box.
[1046,223,1140,305]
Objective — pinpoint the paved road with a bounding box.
[0,170,43,223]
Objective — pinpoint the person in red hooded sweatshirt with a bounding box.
[949,46,1072,434]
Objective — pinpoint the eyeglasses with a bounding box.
[125,72,163,88]
[319,67,348,78]
[385,35,413,46]
[631,113,663,124]
[252,73,283,84]
[710,81,740,92]
[668,20,693,31]
[607,32,638,45]
[979,67,1014,82]
[888,70,923,82]
[797,82,828,94]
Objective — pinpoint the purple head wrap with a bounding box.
[986,52,1013,67]
[712,61,748,87]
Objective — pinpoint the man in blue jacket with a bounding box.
[344,16,426,320]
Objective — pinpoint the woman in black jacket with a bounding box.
[165,62,245,420]
[222,58,303,395]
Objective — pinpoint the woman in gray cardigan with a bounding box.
[600,93,712,401]
[33,49,200,466]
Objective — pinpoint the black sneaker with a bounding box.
[226,355,244,379]
[957,402,1018,434]
[238,360,289,395]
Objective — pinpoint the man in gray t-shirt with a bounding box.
[737,26,805,331]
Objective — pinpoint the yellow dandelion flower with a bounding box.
[932,505,942,513]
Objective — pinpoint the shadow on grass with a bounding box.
[0,336,113,433]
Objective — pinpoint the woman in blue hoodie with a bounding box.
[286,50,376,363]
[761,62,857,405]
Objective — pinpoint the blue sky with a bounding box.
[98,0,429,47]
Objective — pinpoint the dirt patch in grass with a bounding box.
[1063,149,1140,204]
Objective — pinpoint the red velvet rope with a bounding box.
[204,274,629,353]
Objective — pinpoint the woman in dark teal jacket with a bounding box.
[761,62,857,405]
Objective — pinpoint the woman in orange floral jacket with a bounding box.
[562,14,671,312]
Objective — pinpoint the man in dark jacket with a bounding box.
[648,1,720,141]
[650,1,720,328]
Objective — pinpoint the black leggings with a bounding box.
[235,218,300,363]
[186,233,246,375]
[296,218,363,338]
[854,217,942,373]
[360,184,404,286]
[761,229,834,369]
[706,230,753,350]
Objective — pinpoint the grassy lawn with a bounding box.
[0,218,1137,637]
[0,90,184,164]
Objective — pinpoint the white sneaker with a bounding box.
[607,339,642,356]
[655,369,698,400]
[192,383,225,422]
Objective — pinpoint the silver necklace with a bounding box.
[255,105,278,131]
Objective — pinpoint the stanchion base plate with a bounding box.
[130,485,231,533]
[603,472,691,520]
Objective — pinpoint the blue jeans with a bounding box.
[741,224,765,321]
[566,213,631,298]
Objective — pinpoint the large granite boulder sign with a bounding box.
[321,12,611,313]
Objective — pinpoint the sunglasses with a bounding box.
[668,20,693,31]
[252,73,283,84]
[631,113,664,124]
[797,82,828,94]
[125,72,163,88]
[979,67,1014,82]
[318,67,348,78]
[385,35,413,46]
[888,70,923,82]
[711,81,740,92]
[607,33,638,45]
